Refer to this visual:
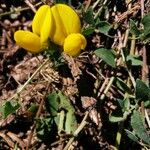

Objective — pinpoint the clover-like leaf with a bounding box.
[94,48,116,68]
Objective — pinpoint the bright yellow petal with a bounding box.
[14,30,42,53]
[50,4,81,46]
[32,5,52,38]
[63,33,87,57]
[40,6,52,44]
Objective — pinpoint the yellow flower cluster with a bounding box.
[14,4,87,57]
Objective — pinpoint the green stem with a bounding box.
[115,121,124,150]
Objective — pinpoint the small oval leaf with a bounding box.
[94,48,116,68]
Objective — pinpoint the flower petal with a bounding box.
[50,4,81,46]
[40,7,52,44]
[63,33,87,57]
[14,30,42,53]
[32,5,52,40]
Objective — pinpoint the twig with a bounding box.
[114,3,134,150]
[6,59,49,103]
[118,28,136,87]
[63,112,89,150]
[26,97,45,150]
[93,0,108,19]
[26,81,50,150]
[141,0,149,84]
[145,109,150,129]
[0,2,42,18]
[130,34,136,55]
[100,76,115,100]
[25,0,36,13]
[92,0,102,10]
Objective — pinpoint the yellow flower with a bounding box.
[14,4,87,56]
[50,4,87,56]
[63,33,87,57]
[14,5,52,53]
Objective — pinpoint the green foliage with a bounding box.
[46,91,77,134]
[83,7,94,25]
[129,13,150,42]
[0,100,20,118]
[131,110,150,145]
[109,99,131,122]
[142,12,150,35]
[36,117,56,141]
[28,103,38,117]
[129,19,141,37]
[97,21,112,35]
[125,129,139,143]
[135,79,150,103]
[82,27,95,36]
[44,40,65,68]
[115,77,132,94]
[46,92,60,117]
[126,55,142,66]
[82,6,112,36]
[94,48,116,68]
[109,112,124,122]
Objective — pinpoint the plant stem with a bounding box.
[130,34,136,55]
[100,76,115,100]
[63,112,89,150]
[92,0,101,10]
[114,121,124,150]
[114,3,133,149]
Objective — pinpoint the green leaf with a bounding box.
[129,19,141,36]
[125,129,139,143]
[83,8,94,25]
[123,99,130,111]
[58,91,74,111]
[144,100,150,107]
[141,13,150,41]
[0,100,20,118]
[0,101,20,118]
[131,110,150,145]
[58,92,77,133]
[142,12,150,34]
[140,32,150,42]
[97,21,112,35]
[46,92,60,117]
[82,27,95,36]
[109,115,125,122]
[94,48,116,68]
[126,55,142,66]
[65,111,77,133]
[116,78,132,94]
[46,91,77,134]
[117,99,131,112]
[36,117,55,141]
[135,79,150,102]
[109,103,124,122]
[28,103,38,114]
